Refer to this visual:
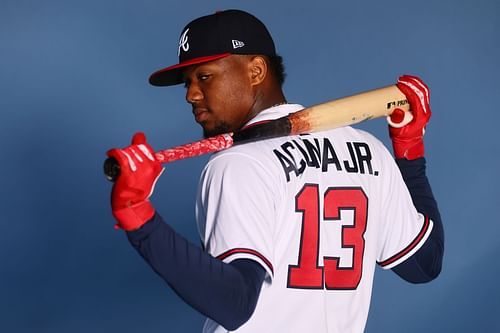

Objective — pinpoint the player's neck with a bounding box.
[254,88,287,113]
[242,83,286,126]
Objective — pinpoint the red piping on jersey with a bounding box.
[378,215,432,267]
[216,248,274,275]
[240,119,272,131]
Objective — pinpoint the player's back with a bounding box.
[239,127,390,332]
[197,107,429,333]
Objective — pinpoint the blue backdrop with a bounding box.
[1,0,499,331]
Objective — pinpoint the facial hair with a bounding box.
[202,120,231,139]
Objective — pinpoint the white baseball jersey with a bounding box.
[195,104,433,333]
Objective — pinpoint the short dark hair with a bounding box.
[268,54,286,86]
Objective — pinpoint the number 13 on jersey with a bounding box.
[287,184,368,290]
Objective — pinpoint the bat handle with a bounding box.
[103,133,235,182]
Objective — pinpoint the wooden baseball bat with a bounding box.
[104,84,410,181]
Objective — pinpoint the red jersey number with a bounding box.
[287,185,368,290]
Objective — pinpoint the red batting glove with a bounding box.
[389,75,432,160]
[106,132,164,231]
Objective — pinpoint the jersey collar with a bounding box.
[242,103,304,129]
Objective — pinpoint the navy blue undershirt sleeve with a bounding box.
[126,214,266,330]
[391,157,444,283]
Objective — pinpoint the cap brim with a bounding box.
[149,53,231,86]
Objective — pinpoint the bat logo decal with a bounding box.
[386,99,408,109]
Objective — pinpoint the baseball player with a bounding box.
[106,9,444,332]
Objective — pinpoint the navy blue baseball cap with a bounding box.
[149,10,277,86]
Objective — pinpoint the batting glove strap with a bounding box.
[391,135,425,160]
[112,200,155,231]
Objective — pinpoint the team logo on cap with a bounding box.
[232,39,245,49]
[178,28,190,56]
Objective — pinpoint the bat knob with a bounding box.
[103,157,120,182]
[387,109,413,128]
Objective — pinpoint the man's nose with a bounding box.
[186,82,203,104]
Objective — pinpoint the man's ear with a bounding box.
[248,56,268,86]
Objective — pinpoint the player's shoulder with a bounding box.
[198,144,283,200]
[337,125,380,141]
[337,126,390,152]
[203,142,275,176]
[202,104,304,174]
[199,138,290,195]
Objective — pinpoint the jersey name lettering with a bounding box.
[273,138,378,182]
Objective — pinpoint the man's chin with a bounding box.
[203,129,224,138]
[202,122,231,138]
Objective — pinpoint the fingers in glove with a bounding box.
[107,148,138,172]
[131,132,156,162]
[397,75,430,117]
[106,132,158,173]
[132,132,147,145]
[399,75,430,104]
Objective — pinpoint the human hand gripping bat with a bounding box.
[106,132,164,231]
[104,78,419,182]
[388,75,432,159]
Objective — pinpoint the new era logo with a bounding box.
[232,39,245,49]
